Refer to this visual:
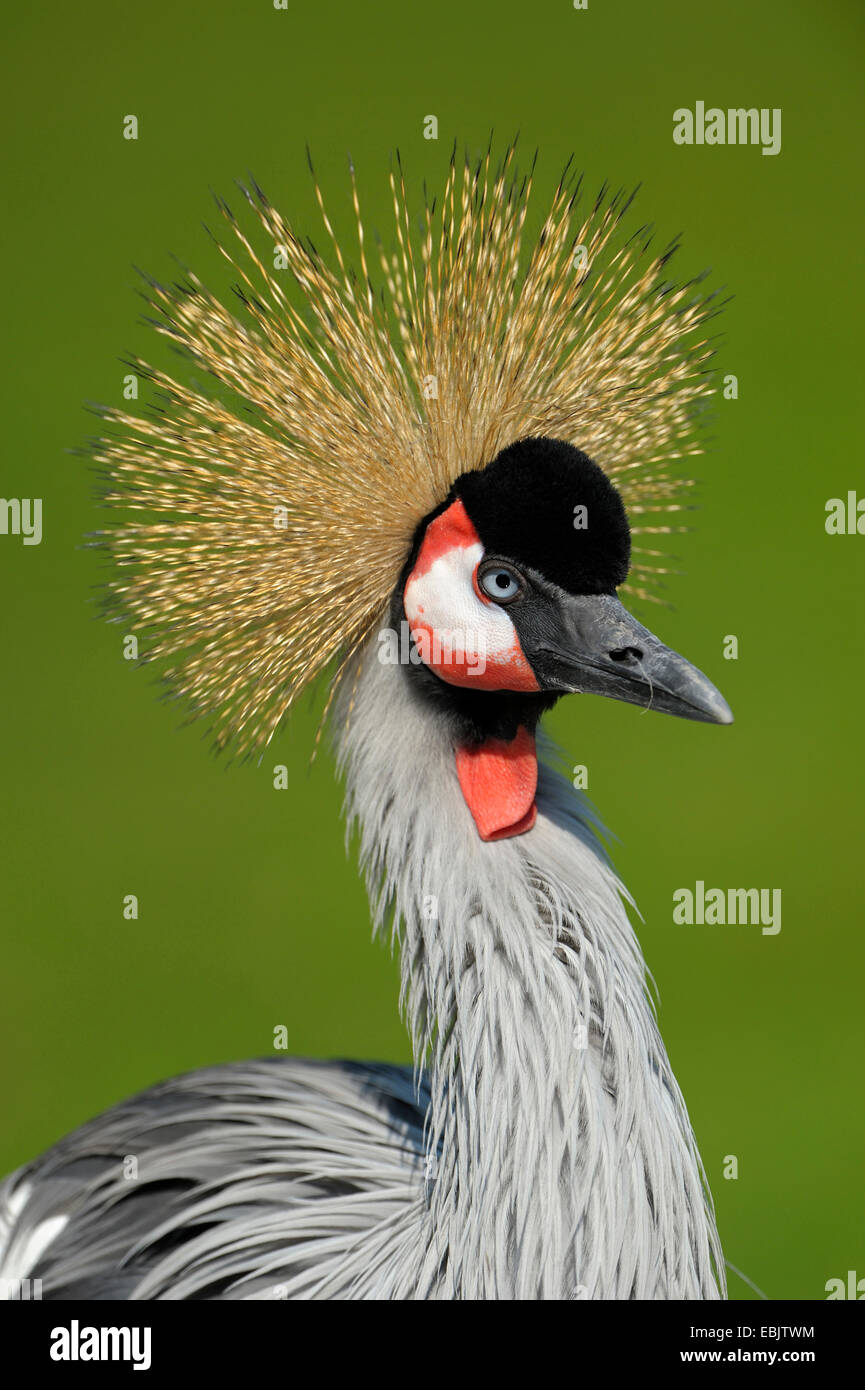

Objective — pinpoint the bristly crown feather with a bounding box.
[93,143,718,754]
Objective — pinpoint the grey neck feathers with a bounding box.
[335,633,725,1299]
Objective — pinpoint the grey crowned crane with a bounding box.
[0,147,732,1300]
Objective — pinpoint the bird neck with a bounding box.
[335,636,724,1299]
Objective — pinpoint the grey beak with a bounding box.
[529,593,733,725]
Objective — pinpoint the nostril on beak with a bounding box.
[609,646,644,665]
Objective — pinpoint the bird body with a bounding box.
[0,648,724,1299]
[0,147,730,1299]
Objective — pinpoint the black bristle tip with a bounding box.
[233,179,254,207]
[248,173,269,207]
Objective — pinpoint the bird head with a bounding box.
[394,434,731,839]
[94,145,732,837]
[401,435,731,728]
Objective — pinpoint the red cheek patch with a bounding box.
[404,498,540,693]
[409,497,478,576]
[408,619,538,691]
[455,726,538,841]
[476,644,539,693]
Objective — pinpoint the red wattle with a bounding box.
[455,727,538,842]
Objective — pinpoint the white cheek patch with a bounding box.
[404,542,538,691]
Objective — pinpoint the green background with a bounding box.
[1,0,862,1300]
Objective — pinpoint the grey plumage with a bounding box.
[0,639,724,1299]
[0,1060,428,1300]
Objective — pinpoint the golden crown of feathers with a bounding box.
[94,143,718,754]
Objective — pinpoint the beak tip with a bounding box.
[704,692,734,725]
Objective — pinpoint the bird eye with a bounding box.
[477,560,524,604]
